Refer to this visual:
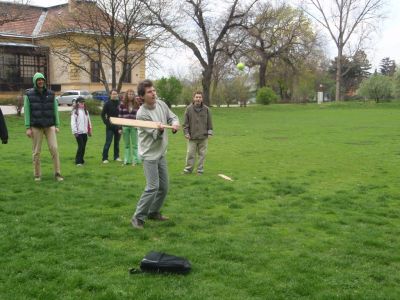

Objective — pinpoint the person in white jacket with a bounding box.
[71,97,92,166]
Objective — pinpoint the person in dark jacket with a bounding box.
[183,91,213,175]
[0,107,8,144]
[24,72,63,181]
[101,89,121,163]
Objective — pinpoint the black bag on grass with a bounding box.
[131,251,191,275]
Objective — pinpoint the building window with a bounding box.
[123,63,131,83]
[91,61,100,82]
[20,55,36,79]
[0,47,48,91]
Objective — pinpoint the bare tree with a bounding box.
[211,51,237,107]
[49,0,162,92]
[139,0,257,106]
[0,0,30,26]
[232,2,317,88]
[303,0,385,101]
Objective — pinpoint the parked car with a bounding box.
[91,90,109,102]
[56,90,91,106]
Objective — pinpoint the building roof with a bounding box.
[0,4,44,37]
[0,1,146,39]
[40,5,71,36]
[0,42,40,47]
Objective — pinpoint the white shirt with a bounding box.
[71,108,91,134]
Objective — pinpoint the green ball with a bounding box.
[236,62,245,71]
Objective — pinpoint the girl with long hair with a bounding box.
[118,89,141,165]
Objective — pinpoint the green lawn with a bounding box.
[1,102,400,299]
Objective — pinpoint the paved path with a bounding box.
[1,103,244,115]
[0,105,72,115]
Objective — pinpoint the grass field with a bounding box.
[1,102,400,299]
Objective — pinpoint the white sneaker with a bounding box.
[34,176,41,181]
[115,158,122,162]
[76,164,83,167]
[55,173,64,182]
[103,160,109,164]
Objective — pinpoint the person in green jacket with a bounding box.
[24,73,63,182]
[0,107,8,144]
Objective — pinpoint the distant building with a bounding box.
[0,0,146,97]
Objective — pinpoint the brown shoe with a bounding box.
[131,218,144,229]
[148,212,169,221]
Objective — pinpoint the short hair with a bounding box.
[193,91,203,97]
[110,89,118,95]
[137,79,153,97]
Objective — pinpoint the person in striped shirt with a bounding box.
[118,89,141,166]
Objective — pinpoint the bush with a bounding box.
[343,94,365,101]
[155,76,183,107]
[84,99,102,115]
[256,87,278,105]
[393,71,400,99]
[358,74,393,102]
[15,95,23,116]
[0,98,15,105]
[0,96,23,116]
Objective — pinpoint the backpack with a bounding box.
[130,251,191,275]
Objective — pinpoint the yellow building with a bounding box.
[0,0,146,98]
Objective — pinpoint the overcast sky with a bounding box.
[31,0,400,78]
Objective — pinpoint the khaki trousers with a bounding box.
[31,126,61,177]
[184,138,208,174]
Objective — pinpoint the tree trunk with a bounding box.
[111,57,117,90]
[202,68,212,106]
[211,79,220,107]
[278,82,284,101]
[335,47,343,101]
[259,62,267,87]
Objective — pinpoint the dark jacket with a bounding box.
[25,88,56,128]
[0,108,8,144]
[101,99,121,129]
[183,103,213,140]
[24,73,59,128]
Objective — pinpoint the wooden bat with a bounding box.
[218,174,233,181]
[110,117,175,129]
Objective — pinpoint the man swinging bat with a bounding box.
[120,79,179,229]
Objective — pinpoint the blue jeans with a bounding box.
[102,127,120,161]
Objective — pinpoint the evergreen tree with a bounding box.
[329,50,371,97]
[379,57,396,76]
